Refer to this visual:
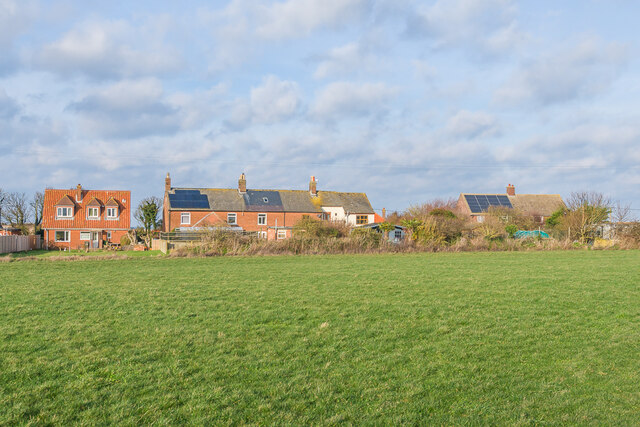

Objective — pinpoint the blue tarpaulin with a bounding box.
[514,230,550,239]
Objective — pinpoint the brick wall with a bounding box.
[44,229,128,250]
[168,210,320,233]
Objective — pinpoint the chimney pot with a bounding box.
[309,176,317,196]
[238,173,247,193]
[165,172,171,193]
[506,184,516,196]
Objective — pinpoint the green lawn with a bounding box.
[1,251,639,424]
[1,249,164,258]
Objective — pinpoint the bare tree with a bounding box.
[31,191,45,232]
[134,196,163,247]
[0,188,5,226]
[611,201,631,224]
[563,191,611,243]
[609,201,632,239]
[5,192,31,233]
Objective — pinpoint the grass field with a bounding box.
[1,249,164,259]
[1,251,639,424]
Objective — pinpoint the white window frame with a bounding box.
[55,230,70,242]
[106,207,118,219]
[227,213,237,225]
[56,207,73,219]
[107,231,112,241]
[394,230,402,240]
[80,231,91,241]
[276,229,287,239]
[87,207,100,219]
[257,213,267,225]
[181,212,191,225]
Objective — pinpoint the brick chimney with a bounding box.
[165,172,171,193]
[309,176,317,197]
[75,184,82,202]
[238,173,247,194]
[382,208,386,219]
[506,184,515,196]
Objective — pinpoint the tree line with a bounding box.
[0,189,44,234]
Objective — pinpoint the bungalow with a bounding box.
[456,184,565,223]
[162,173,375,239]
[42,185,131,249]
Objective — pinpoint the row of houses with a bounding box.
[36,173,564,250]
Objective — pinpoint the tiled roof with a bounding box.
[458,192,565,217]
[55,195,75,206]
[167,188,375,214]
[509,194,565,217]
[42,189,131,230]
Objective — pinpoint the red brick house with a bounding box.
[162,173,375,239]
[42,185,131,249]
[456,184,565,223]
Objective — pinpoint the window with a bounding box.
[106,207,118,219]
[107,231,112,241]
[277,229,287,239]
[56,207,72,218]
[356,215,368,225]
[181,212,190,225]
[262,197,269,203]
[394,230,402,240]
[257,213,266,225]
[227,213,237,225]
[55,231,70,242]
[257,231,267,239]
[87,207,99,219]
[302,214,310,219]
[80,232,91,241]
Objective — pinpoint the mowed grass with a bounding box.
[1,251,639,424]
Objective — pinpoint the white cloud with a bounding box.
[256,0,371,40]
[495,37,628,106]
[66,78,181,139]
[445,110,500,139]
[406,0,526,56]
[0,88,19,118]
[311,81,397,119]
[314,41,381,79]
[250,76,302,123]
[34,19,182,79]
[0,0,35,46]
[0,0,37,75]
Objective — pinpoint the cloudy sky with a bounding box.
[1,0,639,217]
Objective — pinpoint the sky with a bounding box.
[1,0,639,218]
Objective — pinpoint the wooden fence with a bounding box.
[0,235,42,254]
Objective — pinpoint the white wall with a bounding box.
[322,207,374,226]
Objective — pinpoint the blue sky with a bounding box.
[1,0,639,217]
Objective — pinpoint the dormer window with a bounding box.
[106,207,118,219]
[87,207,100,219]
[57,207,73,218]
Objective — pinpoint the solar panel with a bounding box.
[169,190,210,209]
[465,194,513,213]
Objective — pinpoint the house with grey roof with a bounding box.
[456,184,565,223]
[162,173,375,239]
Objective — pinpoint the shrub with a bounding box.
[120,235,131,246]
[429,208,456,219]
[350,227,382,248]
[505,224,518,238]
[293,217,346,238]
